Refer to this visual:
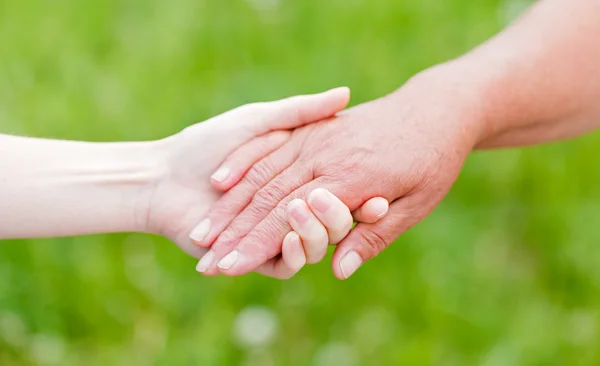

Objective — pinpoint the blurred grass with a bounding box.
[1,0,600,365]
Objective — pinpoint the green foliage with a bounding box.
[2,0,599,365]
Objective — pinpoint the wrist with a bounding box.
[386,60,494,152]
[120,139,170,234]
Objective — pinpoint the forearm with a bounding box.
[0,134,163,239]
[419,0,600,149]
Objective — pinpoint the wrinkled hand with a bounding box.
[194,66,486,279]
[142,88,350,263]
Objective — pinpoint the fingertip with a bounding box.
[331,247,364,280]
[328,86,350,99]
[287,198,310,223]
[331,250,348,280]
[189,219,212,247]
[325,86,351,110]
[210,166,234,191]
[369,197,389,221]
[210,177,231,191]
[353,197,389,223]
[306,188,334,214]
[283,231,306,270]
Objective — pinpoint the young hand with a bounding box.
[143,88,351,261]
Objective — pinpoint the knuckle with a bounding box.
[211,199,238,218]
[244,230,280,258]
[252,188,278,212]
[252,183,287,210]
[271,203,289,223]
[216,225,246,248]
[359,230,388,257]
[244,159,275,188]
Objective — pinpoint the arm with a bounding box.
[459,0,600,148]
[195,0,600,279]
[0,88,350,244]
[0,135,159,238]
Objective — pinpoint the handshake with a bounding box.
[3,0,595,281]
[0,66,499,280]
[146,87,390,280]
[138,68,479,279]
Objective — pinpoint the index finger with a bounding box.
[211,180,327,275]
[211,180,368,276]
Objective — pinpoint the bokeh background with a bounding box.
[2,0,600,365]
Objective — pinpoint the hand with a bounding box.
[192,65,486,279]
[141,88,351,260]
[233,189,389,279]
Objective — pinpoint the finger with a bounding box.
[332,195,425,280]
[196,162,313,276]
[247,87,351,135]
[351,197,389,224]
[207,180,368,277]
[210,130,291,191]
[189,141,298,248]
[305,188,354,244]
[287,199,329,264]
[194,161,311,276]
[255,231,306,280]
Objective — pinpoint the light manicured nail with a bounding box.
[196,251,215,273]
[189,219,211,243]
[288,199,311,224]
[211,166,231,183]
[308,188,333,214]
[218,250,239,270]
[373,198,389,218]
[340,250,363,279]
[284,232,306,269]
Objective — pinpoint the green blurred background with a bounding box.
[2,0,600,365]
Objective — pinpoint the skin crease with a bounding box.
[143,88,389,278]
[1,88,391,279]
[141,88,354,261]
[194,74,482,278]
[195,0,600,279]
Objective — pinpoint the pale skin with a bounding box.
[0,88,389,279]
[194,0,600,279]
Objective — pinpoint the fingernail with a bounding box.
[285,232,306,269]
[288,231,300,245]
[373,198,389,218]
[218,250,239,270]
[189,219,211,243]
[211,167,231,183]
[340,250,363,279]
[196,251,215,272]
[289,200,310,224]
[308,188,332,214]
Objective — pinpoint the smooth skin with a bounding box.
[0,87,388,279]
[193,0,600,279]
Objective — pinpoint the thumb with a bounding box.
[331,196,422,280]
[250,86,351,134]
[352,197,390,224]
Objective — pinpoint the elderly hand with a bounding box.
[191,64,487,279]
[144,88,350,261]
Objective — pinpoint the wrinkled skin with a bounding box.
[140,88,352,276]
[198,66,487,279]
